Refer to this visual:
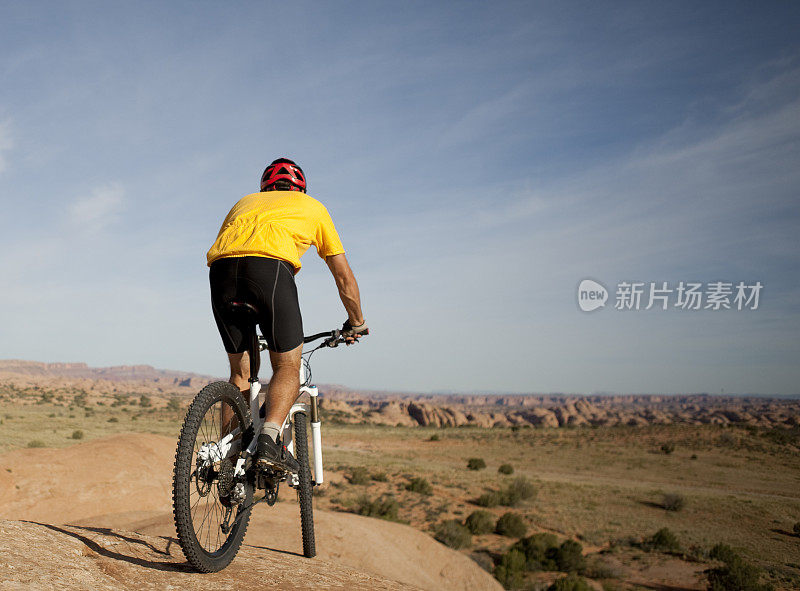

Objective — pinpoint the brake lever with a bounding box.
[325,329,342,348]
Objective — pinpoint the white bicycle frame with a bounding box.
[208,354,324,485]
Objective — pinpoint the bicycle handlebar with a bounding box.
[303,327,368,349]
[303,330,340,345]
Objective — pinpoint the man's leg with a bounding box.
[221,351,250,435]
[263,344,302,429]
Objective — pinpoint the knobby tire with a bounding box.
[293,411,316,558]
[172,381,253,572]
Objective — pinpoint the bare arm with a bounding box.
[325,253,364,326]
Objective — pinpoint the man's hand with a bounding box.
[342,319,369,345]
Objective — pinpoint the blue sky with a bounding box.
[1,2,798,395]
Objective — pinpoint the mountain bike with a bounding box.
[172,303,354,572]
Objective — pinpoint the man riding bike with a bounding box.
[206,157,368,473]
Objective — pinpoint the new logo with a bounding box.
[578,279,608,312]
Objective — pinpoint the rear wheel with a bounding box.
[293,411,316,557]
[173,381,254,572]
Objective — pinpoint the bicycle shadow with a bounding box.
[244,543,303,558]
[24,521,193,573]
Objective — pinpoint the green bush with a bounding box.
[709,543,739,564]
[107,417,119,423]
[548,574,591,591]
[581,555,621,579]
[435,520,472,549]
[371,471,388,482]
[476,477,537,508]
[467,458,487,471]
[354,494,399,521]
[494,548,526,589]
[476,491,502,507]
[554,540,585,572]
[662,493,685,511]
[510,533,559,571]
[71,430,84,440]
[166,398,181,412]
[428,433,440,441]
[660,442,675,454]
[406,477,433,495]
[27,440,46,448]
[706,551,771,591]
[503,477,537,506]
[465,510,495,535]
[346,467,370,485]
[645,528,681,553]
[498,463,514,475]
[139,394,151,407]
[495,512,527,538]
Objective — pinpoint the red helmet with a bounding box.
[260,158,307,192]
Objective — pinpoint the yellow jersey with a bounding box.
[206,191,345,272]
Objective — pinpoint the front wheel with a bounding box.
[293,411,316,557]
[172,381,254,572]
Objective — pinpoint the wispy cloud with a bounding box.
[68,183,124,229]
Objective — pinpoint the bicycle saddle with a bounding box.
[227,301,259,316]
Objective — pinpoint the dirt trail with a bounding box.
[0,433,500,591]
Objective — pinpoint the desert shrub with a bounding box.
[406,477,433,495]
[498,463,514,475]
[793,522,800,536]
[494,548,526,589]
[435,519,472,549]
[706,549,771,591]
[27,440,45,448]
[503,477,537,506]
[476,491,502,507]
[73,392,88,406]
[709,543,738,564]
[166,398,181,412]
[354,494,399,521]
[71,430,84,439]
[428,433,440,441]
[581,555,621,579]
[548,574,591,591]
[760,426,800,447]
[496,512,527,538]
[644,528,680,553]
[107,417,119,423]
[465,510,495,534]
[511,532,559,571]
[346,467,370,485]
[660,442,675,454]
[555,540,585,572]
[662,493,685,511]
[467,457,487,471]
[690,453,698,460]
[371,471,388,482]
[139,394,151,407]
[476,478,537,508]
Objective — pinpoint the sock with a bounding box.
[261,422,281,444]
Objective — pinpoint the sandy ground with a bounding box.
[0,433,500,591]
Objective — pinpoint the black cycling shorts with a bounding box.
[209,256,303,354]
